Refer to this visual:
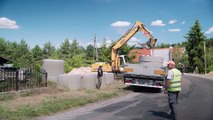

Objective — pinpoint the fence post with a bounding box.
[45,72,48,87]
[16,70,19,91]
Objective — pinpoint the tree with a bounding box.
[172,45,185,68]
[11,40,32,67]
[32,45,43,64]
[109,40,135,62]
[185,20,206,73]
[0,38,6,57]
[43,41,55,59]
[4,41,17,60]
[206,46,213,72]
[156,43,171,48]
[206,38,213,72]
[58,39,71,60]
[58,39,86,72]
[119,43,135,56]
[206,38,213,47]
[85,44,94,60]
[64,53,85,73]
[98,40,111,62]
[70,39,84,57]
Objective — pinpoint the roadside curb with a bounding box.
[184,73,213,80]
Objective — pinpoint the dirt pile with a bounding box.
[207,71,213,77]
[68,67,93,75]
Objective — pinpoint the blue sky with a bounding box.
[0,0,213,48]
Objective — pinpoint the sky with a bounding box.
[0,0,213,48]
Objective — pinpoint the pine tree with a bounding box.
[0,38,6,57]
[185,20,206,73]
[98,40,111,62]
[43,41,55,59]
[32,45,43,63]
[58,39,71,60]
[86,44,95,60]
[70,39,84,57]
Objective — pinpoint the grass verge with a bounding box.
[0,80,129,120]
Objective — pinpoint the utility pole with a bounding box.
[93,34,98,61]
[204,41,207,74]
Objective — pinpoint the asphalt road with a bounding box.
[39,74,213,120]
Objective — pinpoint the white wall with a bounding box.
[151,48,170,66]
[42,59,64,82]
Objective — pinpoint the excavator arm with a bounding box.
[111,21,157,72]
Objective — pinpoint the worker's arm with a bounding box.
[164,80,170,94]
[164,70,173,94]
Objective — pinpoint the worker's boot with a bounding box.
[96,82,101,89]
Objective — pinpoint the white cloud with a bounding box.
[151,20,166,26]
[111,21,131,27]
[127,37,139,46]
[68,39,73,43]
[105,39,112,45]
[205,27,213,34]
[129,37,138,42]
[181,21,186,24]
[0,17,19,29]
[168,29,181,32]
[168,19,177,24]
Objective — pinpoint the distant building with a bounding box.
[0,57,10,66]
[129,48,151,62]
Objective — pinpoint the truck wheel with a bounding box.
[157,88,162,93]
[133,86,139,92]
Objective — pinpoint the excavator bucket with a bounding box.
[147,38,157,48]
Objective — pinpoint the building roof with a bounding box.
[129,48,151,62]
[0,57,10,65]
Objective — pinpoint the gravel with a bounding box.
[68,67,94,75]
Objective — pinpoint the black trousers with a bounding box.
[168,91,179,120]
[96,76,102,89]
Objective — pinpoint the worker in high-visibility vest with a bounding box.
[164,60,182,120]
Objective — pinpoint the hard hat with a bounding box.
[167,60,175,65]
[99,63,103,66]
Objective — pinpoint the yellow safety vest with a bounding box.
[168,68,182,92]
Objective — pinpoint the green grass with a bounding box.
[20,91,33,97]
[0,87,123,120]
[0,93,15,101]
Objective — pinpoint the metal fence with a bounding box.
[0,66,47,92]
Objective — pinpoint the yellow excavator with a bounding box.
[91,21,157,73]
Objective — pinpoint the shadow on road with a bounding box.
[123,86,162,93]
[149,110,171,119]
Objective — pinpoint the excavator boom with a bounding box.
[111,21,157,72]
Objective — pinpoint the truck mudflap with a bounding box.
[123,74,165,88]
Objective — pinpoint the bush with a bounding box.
[207,65,213,73]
